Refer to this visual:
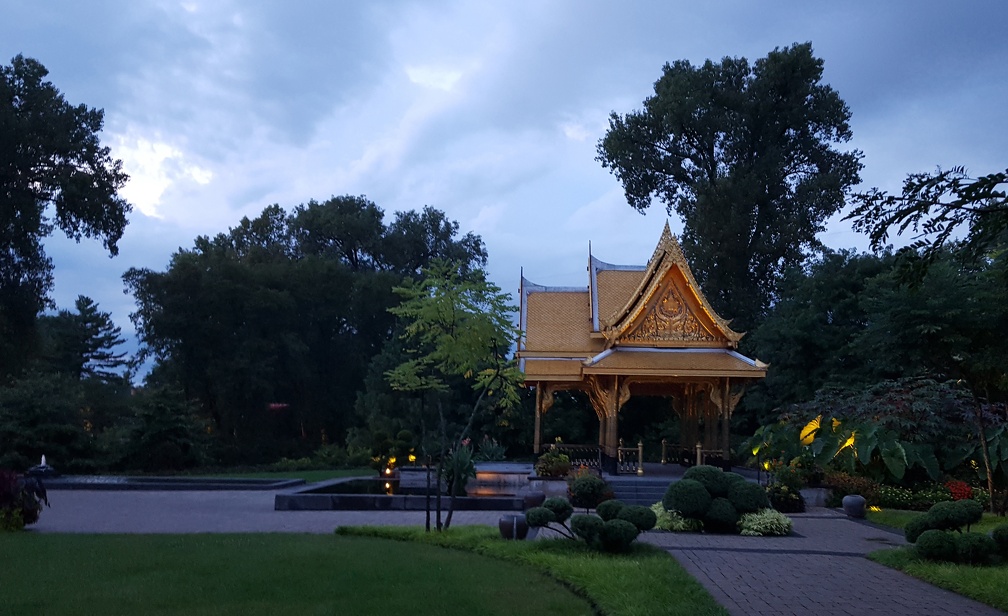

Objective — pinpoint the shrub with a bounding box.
[524,506,554,528]
[991,524,1008,556]
[910,484,953,510]
[916,530,958,562]
[956,499,984,531]
[0,470,47,531]
[650,502,703,532]
[542,497,573,524]
[957,532,996,565]
[904,515,931,544]
[568,474,610,510]
[739,509,792,536]
[618,505,657,532]
[534,450,571,478]
[822,471,879,505]
[773,465,806,492]
[728,480,770,514]
[704,497,739,534]
[663,479,711,518]
[600,519,639,553]
[945,479,973,501]
[874,485,915,510]
[570,513,604,544]
[596,499,625,522]
[766,483,805,513]
[683,465,731,497]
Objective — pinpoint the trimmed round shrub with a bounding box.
[704,497,739,534]
[542,497,573,524]
[618,505,657,532]
[957,499,984,529]
[904,515,932,544]
[683,465,730,497]
[596,499,626,522]
[600,519,639,553]
[525,506,555,528]
[728,480,771,514]
[570,513,604,544]
[724,472,747,487]
[991,524,1008,556]
[663,479,712,519]
[916,530,958,562]
[927,501,969,531]
[569,475,609,510]
[957,532,996,565]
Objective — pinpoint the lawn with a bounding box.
[866,508,1008,612]
[869,548,1008,612]
[338,525,728,616]
[0,533,594,616]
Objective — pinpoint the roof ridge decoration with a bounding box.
[600,222,743,348]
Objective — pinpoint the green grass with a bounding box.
[869,547,1008,612]
[867,508,1008,535]
[0,533,594,616]
[338,525,728,616]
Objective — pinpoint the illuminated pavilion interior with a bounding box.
[517,223,767,473]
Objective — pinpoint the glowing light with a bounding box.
[388,456,396,465]
[408,454,417,463]
[384,467,393,476]
[869,505,881,512]
[384,482,391,490]
[762,460,771,471]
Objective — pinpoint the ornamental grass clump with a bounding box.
[650,502,702,532]
[739,509,793,536]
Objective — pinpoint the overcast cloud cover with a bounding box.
[2,0,1007,365]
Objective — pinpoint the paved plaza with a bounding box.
[31,489,1006,616]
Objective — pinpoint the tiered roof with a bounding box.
[518,223,766,382]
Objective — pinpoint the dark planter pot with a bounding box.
[498,514,529,540]
[842,494,866,519]
[523,491,546,510]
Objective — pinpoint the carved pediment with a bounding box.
[623,282,719,343]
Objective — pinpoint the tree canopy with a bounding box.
[1,54,130,377]
[124,197,487,462]
[847,166,1008,267]
[597,42,862,329]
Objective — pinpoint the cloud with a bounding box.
[114,135,213,218]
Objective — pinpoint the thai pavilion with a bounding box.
[517,223,767,474]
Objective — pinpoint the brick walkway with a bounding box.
[642,508,1005,616]
[33,490,1006,615]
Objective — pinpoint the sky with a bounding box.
[3,0,1007,368]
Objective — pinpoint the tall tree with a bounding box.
[38,295,127,382]
[0,55,130,377]
[597,43,862,329]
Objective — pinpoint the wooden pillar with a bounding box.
[721,378,731,461]
[533,383,556,455]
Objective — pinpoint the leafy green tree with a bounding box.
[848,166,1008,267]
[597,43,862,329]
[386,260,522,530]
[124,199,486,463]
[0,55,130,377]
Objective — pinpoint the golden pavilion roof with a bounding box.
[518,223,765,383]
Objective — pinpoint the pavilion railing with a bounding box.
[552,444,602,471]
[616,439,644,476]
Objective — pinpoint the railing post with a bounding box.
[660,438,667,465]
[695,441,703,466]
[637,440,644,476]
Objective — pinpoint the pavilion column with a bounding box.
[533,383,556,454]
[586,375,631,471]
[709,378,744,466]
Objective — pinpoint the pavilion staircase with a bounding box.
[605,476,670,507]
